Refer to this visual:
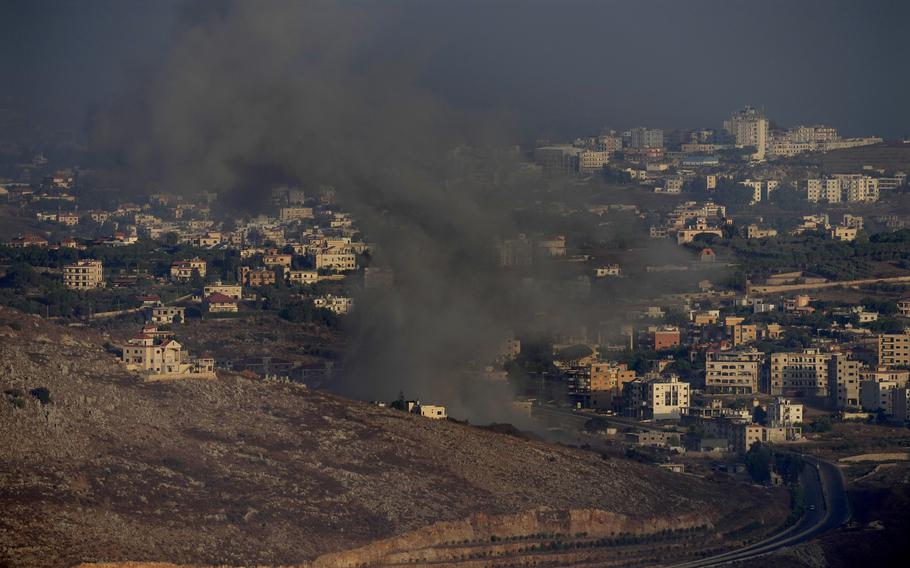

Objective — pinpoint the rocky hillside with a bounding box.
[0,307,788,567]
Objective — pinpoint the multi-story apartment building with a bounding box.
[626,375,690,420]
[625,127,664,149]
[578,150,610,174]
[741,179,779,203]
[806,178,843,203]
[828,353,862,409]
[170,258,207,281]
[279,206,314,221]
[589,361,636,410]
[650,326,681,351]
[263,253,293,270]
[238,266,277,287]
[63,260,104,290]
[705,349,764,394]
[807,175,879,203]
[860,369,910,415]
[767,397,804,427]
[878,333,910,368]
[315,252,357,272]
[724,107,768,160]
[769,350,831,396]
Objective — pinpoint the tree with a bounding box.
[744,442,772,484]
[753,406,768,426]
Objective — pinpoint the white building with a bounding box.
[724,107,769,160]
[767,397,804,427]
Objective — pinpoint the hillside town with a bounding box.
[3,105,910,474]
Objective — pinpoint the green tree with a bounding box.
[744,442,772,484]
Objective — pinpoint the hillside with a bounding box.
[0,306,788,567]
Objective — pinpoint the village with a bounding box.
[2,106,910,480]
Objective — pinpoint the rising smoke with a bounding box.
[92,0,556,421]
[92,1,701,423]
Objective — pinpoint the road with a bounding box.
[531,404,671,433]
[670,454,851,567]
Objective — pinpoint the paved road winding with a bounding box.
[670,454,851,567]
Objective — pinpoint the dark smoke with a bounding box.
[92,1,699,423]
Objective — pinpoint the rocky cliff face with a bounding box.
[0,307,788,567]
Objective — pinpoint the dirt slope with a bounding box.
[0,307,785,567]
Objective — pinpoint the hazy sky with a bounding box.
[2,0,909,141]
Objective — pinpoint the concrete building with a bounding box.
[170,258,207,281]
[203,282,242,300]
[590,361,636,410]
[238,266,277,287]
[63,260,104,289]
[724,107,768,160]
[860,369,910,415]
[315,252,357,272]
[287,270,319,286]
[878,333,910,368]
[650,326,681,351]
[769,350,831,396]
[705,349,764,394]
[263,253,293,270]
[121,327,215,378]
[534,145,582,176]
[279,207,314,221]
[314,294,354,315]
[829,353,862,409]
[893,388,910,422]
[623,374,690,420]
[578,150,610,174]
[767,397,803,427]
[204,293,239,313]
[149,306,185,325]
[625,127,664,149]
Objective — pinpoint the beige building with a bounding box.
[204,293,239,313]
[122,327,214,378]
[578,150,610,174]
[705,349,763,394]
[287,270,319,286]
[63,260,104,289]
[315,252,357,272]
[203,281,242,300]
[828,353,862,409]
[589,362,636,410]
[878,333,910,368]
[170,258,207,281]
[770,350,831,396]
[239,266,277,287]
[279,207,314,221]
[263,253,293,270]
[829,225,858,241]
[150,306,185,325]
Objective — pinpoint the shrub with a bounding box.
[29,387,52,405]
